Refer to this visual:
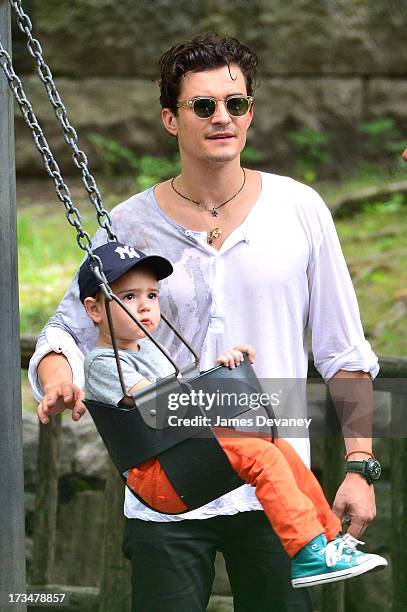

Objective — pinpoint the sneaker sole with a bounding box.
[292,556,388,588]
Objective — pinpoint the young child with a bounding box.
[79,241,387,589]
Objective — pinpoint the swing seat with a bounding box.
[86,356,277,513]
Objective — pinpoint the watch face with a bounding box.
[367,458,382,481]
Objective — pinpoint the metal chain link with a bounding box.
[0,40,106,276]
[9,0,117,241]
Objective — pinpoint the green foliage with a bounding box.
[335,192,407,356]
[87,135,266,187]
[288,127,332,183]
[362,193,404,215]
[240,146,266,165]
[17,205,97,334]
[88,133,138,175]
[359,118,404,159]
[17,167,407,360]
[87,133,180,189]
[136,155,181,190]
[360,118,395,137]
[286,118,404,181]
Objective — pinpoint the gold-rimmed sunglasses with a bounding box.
[176,95,254,119]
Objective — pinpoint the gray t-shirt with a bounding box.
[30,172,378,521]
[84,339,174,405]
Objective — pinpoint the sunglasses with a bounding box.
[176,95,254,119]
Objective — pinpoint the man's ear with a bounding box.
[161,107,179,137]
[246,103,254,130]
[83,297,103,324]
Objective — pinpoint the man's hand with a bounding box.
[329,369,376,537]
[402,148,407,163]
[37,382,86,424]
[332,472,376,538]
[37,352,86,424]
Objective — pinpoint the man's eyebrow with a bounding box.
[188,92,245,99]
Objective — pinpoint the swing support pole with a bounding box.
[0,2,27,609]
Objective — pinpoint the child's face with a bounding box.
[86,265,161,349]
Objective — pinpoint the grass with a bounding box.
[17,170,407,350]
[315,161,407,203]
[17,181,130,334]
[334,196,407,356]
[17,169,407,413]
[18,204,98,333]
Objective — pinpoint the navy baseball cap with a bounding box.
[78,242,173,302]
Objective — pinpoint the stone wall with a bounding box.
[7,0,407,178]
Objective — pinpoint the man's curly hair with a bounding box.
[159,33,258,112]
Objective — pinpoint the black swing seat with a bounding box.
[86,355,277,513]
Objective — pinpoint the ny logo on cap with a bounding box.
[115,245,140,260]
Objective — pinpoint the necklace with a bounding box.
[195,202,230,246]
[171,168,246,218]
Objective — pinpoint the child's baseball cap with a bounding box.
[78,241,173,302]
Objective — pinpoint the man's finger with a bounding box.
[46,392,58,407]
[46,385,67,409]
[346,516,366,538]
[60,382,76,408]
[332,497,346,520]
[37,402,50,425]
[72,392,87,421]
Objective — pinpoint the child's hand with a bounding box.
[216,344,256,369]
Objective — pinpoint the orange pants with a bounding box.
[127,428,341,557]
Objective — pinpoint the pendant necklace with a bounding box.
[171,168,246,245]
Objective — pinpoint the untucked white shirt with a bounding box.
[29,172,378,521]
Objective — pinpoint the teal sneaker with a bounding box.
[291,533,387,588]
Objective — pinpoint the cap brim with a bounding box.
[79,248,173,302]
[106,254,173,285]
[137,255,173,280]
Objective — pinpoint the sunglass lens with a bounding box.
[193,98,216,118]
[226,97,249,116]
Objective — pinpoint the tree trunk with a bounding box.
[98,462,131,612]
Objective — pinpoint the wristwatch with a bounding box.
[345,458,382,485]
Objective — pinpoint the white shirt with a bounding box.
[29,172,378,521]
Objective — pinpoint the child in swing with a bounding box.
[80,241,387,589]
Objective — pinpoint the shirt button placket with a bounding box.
[208,254,225,333]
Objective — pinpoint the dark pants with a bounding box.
[122,510,313,612]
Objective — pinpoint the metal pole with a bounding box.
[0,1,27,610]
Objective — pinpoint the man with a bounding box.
[31,34,379,612]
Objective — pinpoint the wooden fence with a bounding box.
[20,336,407,612]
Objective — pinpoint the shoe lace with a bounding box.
[324,534,365,567]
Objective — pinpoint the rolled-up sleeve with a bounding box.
[308,212,379,381]
[28,276,99,401]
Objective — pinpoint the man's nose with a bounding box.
[211,100,231,124]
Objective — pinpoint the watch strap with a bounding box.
[346,459,377,484]
[346,460,367,472]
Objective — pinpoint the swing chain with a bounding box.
[9,0,117,241]
[0,41,105,273]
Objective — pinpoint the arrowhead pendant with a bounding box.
[208,227,222,245]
